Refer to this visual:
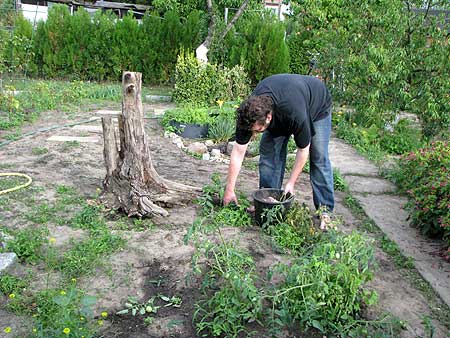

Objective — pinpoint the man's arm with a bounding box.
[223,143,249,205]
[284,144,310,195]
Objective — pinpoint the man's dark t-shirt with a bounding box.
[235,74,332,148]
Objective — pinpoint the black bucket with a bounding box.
[252,188,294,226]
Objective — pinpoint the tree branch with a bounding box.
[219,0,250,42]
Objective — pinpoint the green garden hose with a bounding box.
[0,173,33,195]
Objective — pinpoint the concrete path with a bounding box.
[329,136,450,307]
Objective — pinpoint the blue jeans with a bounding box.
[259,113,334,211]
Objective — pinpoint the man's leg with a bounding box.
[259,132,289,189]
[310,113,335,212]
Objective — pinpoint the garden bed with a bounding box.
[0,106,448,337]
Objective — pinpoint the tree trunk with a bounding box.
[101,71,200,218]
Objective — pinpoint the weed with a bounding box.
[2,226,49,263]
[196,173,252,228]
[333,168,348,192]
[117,294,182,326]
[0,274,29,295]
[31,147,48,155]
[30,286,97,337]
[54,228,124,278]
[272,231,376,335]
[60,141,80,152]
[71,203,104,230]
[193,237,263,337]
[264,203,320,255]
[379,236,415,269]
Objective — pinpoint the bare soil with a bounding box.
[0,106,448,338]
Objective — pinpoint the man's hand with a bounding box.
[284,181,295,196]
[223,189,238,206]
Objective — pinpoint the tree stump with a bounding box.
[100,71,200,217]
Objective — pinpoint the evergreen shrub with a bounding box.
[173,50,249,106]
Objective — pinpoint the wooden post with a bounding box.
[100,71,200,218]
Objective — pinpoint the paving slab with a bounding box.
[356,193,450,307]
[345,175,397,194]
[330,135,450,308]
[0,252,17,274]
[329,137,379,176]
[71,125,103,133]
[47,136,99,143]
[95,110,121,117]
[145,94,172,103]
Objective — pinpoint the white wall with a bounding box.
[20,3,48,25]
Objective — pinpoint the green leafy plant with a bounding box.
[0,274,29,295]
[31,286,97,338]
[264,203,321,255]
[117,296,160,317]
[2,226,49,264]
[6,283,98,337]
[193,238,263,338]
[173,50,250,106]
[208,116,235,143]
[195,173,252,228]
[272,230,377,335]
[333,168,348,192]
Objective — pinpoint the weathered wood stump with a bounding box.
[100,71,200,217]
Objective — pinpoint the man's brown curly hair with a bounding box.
[236,95,273,130]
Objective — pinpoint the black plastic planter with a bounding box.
[252,188,294,226]
[169,120,209,139]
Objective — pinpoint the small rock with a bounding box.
[211,149,221,157]
[187,142,208,154]
[0,253,18,274]
[226,141,236,155]
[204,140,214,147]
[202,153,211,161]
[173,138,184,147]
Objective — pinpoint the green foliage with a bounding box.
[55,227,124,278]
[286,0,449,137]
[2,226,49,264]
[265,203,320,255]
[162,105,213,126]
[0,274,29,295]
[208,115,235,143]
[224,12,290,84]
[195,173,252,228]
[391,141,450,252]
[273,231,376,335]
[379,119,424,155]
[28,6,204,82]
[193,239,263,337]
[0,80,121,131]
[31,286,97,337]
[333,168,348,192]
[173,50,250,106]
[70,203,105,230]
